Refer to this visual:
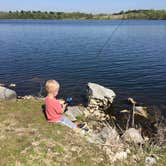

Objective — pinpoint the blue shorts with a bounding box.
[56,115,77,129]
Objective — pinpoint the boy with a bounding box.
[45,80,78,129]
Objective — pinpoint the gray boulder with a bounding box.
[122,128,144,144]
[98,126,120,144]
[87,83,116,102]
[65,106,84,121]
[0,87,17,100]
[92,126,121,145]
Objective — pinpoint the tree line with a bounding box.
[113,9,166,20]
[0,10,166,20]
[0,11,93,20]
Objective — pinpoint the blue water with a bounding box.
[0,20,166,111]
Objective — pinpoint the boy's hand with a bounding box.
[62,103,68,109]
[58,99,65,105]
[62,103,68,113]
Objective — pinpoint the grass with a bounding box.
[0,99,109,166]
[0,99,166,165]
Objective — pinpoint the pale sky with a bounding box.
[0,0,166,13]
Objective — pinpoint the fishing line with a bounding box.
[96,19,124,57]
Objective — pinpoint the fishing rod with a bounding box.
[96,19,124,57]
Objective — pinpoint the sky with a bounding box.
[0,0,166,13]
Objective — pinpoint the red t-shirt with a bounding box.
[45,96,63,122]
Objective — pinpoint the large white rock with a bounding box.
[87,83,116,101]
[122,128,144,144]
[0,87,17,100]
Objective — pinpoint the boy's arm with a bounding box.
[54,101,65,114]
[55,101,67,113]
[61,103,68,112]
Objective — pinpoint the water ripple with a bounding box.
[0,20,166,109]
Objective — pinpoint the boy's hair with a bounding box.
[45,80,60,94]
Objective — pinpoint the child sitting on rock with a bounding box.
[45,80,85,130]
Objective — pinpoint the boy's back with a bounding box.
[45,96,63,122]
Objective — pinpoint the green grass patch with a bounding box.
[0,99,110,165]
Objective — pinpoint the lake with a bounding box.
[0,20,166,113]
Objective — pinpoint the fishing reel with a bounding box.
[66,97,73,104]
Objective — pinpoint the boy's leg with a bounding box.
[57,115,77,129]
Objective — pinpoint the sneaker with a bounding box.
[81,127,89,132]
[77,123,86,128]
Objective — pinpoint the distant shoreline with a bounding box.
[0,18,166,21]
[0,10,166,20]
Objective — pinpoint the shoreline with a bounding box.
[0,18,166,21]
[1,9,166,20]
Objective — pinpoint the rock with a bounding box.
[145,156,157,166]
[84,132,103,144]
[128,97,137,105]
[132,154,140,163]
[98,126,120,144]
[105,148,114,156]
[0,87,17,100]
[87,83,116,101]
[98,127,110,142]
[135,106,148,118]
[21,95,34,100]
[120,109,130,113]
[65,106,84,121]
[90,126,122,147]
[9,83,16,88]
[106,150,128,163]
[122,128,144,144]
[0,83,5,87]
[83,109,90,117]
[112,151,128,162]
[126,148,131,154]
[86,83,116,121]
[32,141,40,146]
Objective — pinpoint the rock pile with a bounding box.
[85,83,116,121]
[85,125,131,163]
